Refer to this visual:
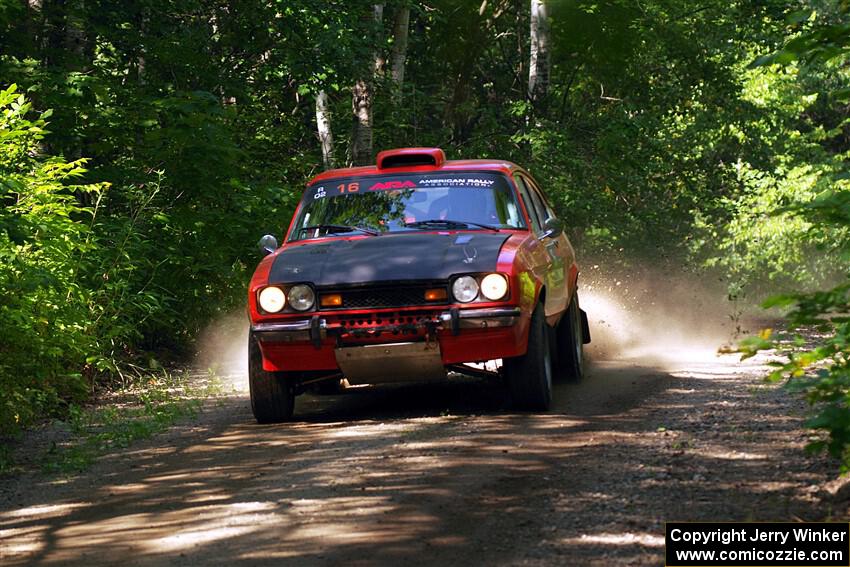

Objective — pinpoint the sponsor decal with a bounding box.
[368,180,417,190]
[417,177,495,187]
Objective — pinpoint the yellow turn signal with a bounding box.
[320,294,343,307]
[425,288,448,302]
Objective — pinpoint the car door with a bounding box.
[513,174,562,319]
[520,174,571,319]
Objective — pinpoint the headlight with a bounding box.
[288,284,315,311]
[480,273,508,301]
[452,276,479,303]
[258,286,286,313]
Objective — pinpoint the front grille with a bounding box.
[319,284,448,310]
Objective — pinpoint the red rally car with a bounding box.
[247,148,590,422]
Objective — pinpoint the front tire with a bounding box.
[249,332,295,423]
[504,302,553,410]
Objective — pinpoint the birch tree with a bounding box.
[315,90,335,170]
[528,0,550,104]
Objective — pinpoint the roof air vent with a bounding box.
[376,148,445,169]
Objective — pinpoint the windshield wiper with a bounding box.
[298,224,379,237]
[404,219,500,232]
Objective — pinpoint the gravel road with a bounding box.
[0,347,838,566]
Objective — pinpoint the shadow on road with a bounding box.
[0,356,831,566]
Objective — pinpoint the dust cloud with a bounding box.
[579,263,746,367]
[193,263,752,386]
[195,309,250,391]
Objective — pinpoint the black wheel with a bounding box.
[504,302,553,410]
[248,332,295,423]
[556,292,584,382]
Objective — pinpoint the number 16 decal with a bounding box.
[338,182,360,193]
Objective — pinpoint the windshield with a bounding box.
[289,172,525,241]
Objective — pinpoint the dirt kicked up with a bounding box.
[0,275,841,566]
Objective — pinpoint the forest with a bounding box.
[0,0,849,466]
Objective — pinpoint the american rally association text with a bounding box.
[669,527,847,547]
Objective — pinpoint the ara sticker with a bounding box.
[368,180,417,191]
[314,186,327,199]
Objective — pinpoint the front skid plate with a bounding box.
[334,341,446,385]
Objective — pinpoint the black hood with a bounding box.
[269,232,510,286]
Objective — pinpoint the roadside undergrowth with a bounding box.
[0,369,231,476]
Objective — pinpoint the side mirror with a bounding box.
[258,234,278,256]
[540,218,564,239]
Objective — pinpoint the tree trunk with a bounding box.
[315,90,336,170]
[373,4,385,75]
[65,0,88,163]
[528,0,550,103]
[136,6,147,85]
[24,0,43,53]
[351,4,384,166]
[443,6,487,143]
[351,79,373,166]
[390,6,410,90]
[64,0,87,74]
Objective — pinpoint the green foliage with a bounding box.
[0,84,106,433]
[736,0,850,470]
[700,158,850,298]
[39,369,224,475]
[751,2,850,68]
[0,79,288,433]
[740,282,850,470]
[0,0,314,433]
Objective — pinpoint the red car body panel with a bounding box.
[248,148,580,377]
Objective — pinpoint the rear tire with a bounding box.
[556,292,585,382]
[249,332,295,423]
[504,302,553,410]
